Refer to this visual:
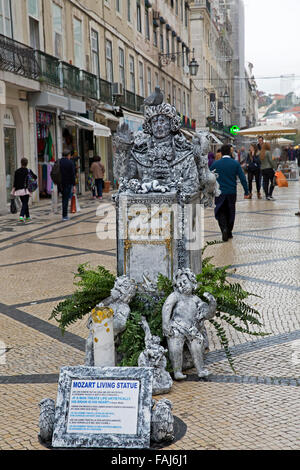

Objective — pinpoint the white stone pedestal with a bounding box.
[116,192,203,283]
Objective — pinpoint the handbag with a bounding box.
[10,198,17,214]
[26,170,38,192]
[70,194,76,213]
[275,170,288,187]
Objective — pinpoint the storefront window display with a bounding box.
[36,110,57,198]
[4,126,17,203]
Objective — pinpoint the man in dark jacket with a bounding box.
[60,150,76,221]
[210,144,250,241]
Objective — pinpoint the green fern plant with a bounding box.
[49,264,115,333]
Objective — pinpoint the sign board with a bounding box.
[52,366,153,448]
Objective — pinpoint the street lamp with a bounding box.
[222,90,230,104]
[188,49,199,76]
[242,107,246,117]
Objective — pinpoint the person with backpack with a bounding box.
[11,157,37,223]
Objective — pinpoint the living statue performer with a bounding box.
[113,89,219,205]
[85,275,136,366]
[162,268,217,380]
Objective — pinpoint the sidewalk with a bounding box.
[0,182,299,450]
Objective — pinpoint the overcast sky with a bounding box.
[244,0,300,95]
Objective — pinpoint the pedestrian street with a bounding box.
[0,181,299,451]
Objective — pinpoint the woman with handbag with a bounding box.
[259,142,277,200]
[11,157,37,222]
[246,143,262,199]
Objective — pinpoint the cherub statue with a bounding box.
[85,275,136,366]
[138,316,173,395]
[162,268,216,380]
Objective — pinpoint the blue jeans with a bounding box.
[93,178,104,197]
[62,184,72,218]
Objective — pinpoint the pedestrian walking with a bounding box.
[260,142,277,200]
[60,150,76,221]
[246,143,262,199]
[11,157,37,223]
[210,144,250,242]
[90,156,105,200]
[257,135,264,154]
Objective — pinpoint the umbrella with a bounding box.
[237,125,297,137]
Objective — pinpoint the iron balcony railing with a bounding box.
[99,78,112,104]
[35,50,60,87]
[81,70,99,100]
[0,33,39,80]
[114,89,145,112]
[61,61,81,94]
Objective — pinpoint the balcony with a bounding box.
[114,89,144,112]
[99,78,112,104]
[35,50,60,87]
[0,33,39,80]
[61,61,81,94]
[81,70,99,100]
[194,0,211,15]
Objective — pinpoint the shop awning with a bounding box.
[62,113,111,137]
[237,125,297,137]
[96,109,120,123]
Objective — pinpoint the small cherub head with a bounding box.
[173,268,197,295]
[110,275,136,303]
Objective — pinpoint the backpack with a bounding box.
[26,170,38,192]
[50,160,61,185]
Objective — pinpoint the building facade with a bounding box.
[0,0,196,213]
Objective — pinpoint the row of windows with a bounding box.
[2,0,190,115]
[111,0,188,24]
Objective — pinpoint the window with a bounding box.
[145,7,150,40]
[166,29,170,54]
[0,0,12,37]
[119,47,125,90]
[159,24,164,52]
[173,86,176,108]
[73,17,83,68]
[181,0,183,21]
[28,0,39,49]
[155,72,159,87]
[136,1,141,32]
[178,88,181,112]
[183,91,186,115]
[147,67,151,96]
[175,0,178,15]
[106,39,113,82]
[185,3,188,27]
[127,0,131,22]
[116,0,121,12]
[138,61,144,97]
[153,25,157,47]
[129,55,135,93]
[28,0,38,17]
[91,29,100,76]
[52,2,63,58]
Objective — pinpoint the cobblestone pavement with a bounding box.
[0,182,299,451]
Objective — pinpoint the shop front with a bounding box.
[61,113,111,194]
[36,109,57,199]
[3,109,17,203]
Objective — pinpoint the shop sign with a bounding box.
[0,80,6,105]
[3,109,15,127]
